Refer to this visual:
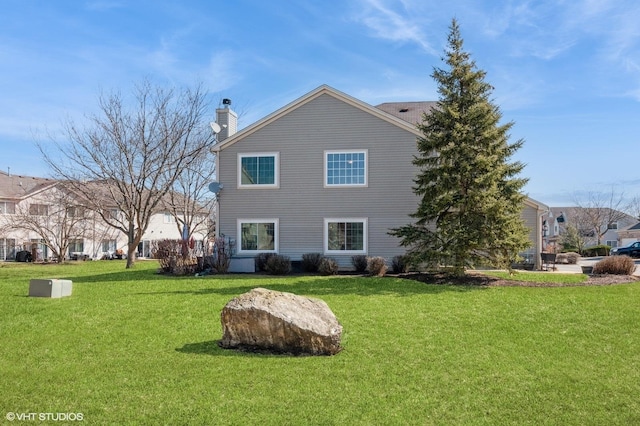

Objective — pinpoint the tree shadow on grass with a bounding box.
[138,275,486,298]
[71,269,170,283]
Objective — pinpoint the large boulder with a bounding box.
[219,288,343,355]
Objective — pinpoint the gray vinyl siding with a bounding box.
[218,93,419,267]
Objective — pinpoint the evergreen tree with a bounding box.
[390,19,530,276]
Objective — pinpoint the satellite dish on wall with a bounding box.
[209,122,221,134]
[208,182,223,194]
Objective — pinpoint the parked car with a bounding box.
[610,241,640,258]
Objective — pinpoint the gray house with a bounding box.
[212,85,547,270]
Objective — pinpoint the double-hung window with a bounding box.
[324,218,367,254]
[29,204,49,216]
[325,150,367,187]
[238,153,279,188]
[238,219,278,253]
[0,201,16,215]
[68,239,84,254]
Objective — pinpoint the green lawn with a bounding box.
[1,261,639,425]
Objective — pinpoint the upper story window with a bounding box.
[238,153,279,188]
[163,213,176,224]
[607,222,618,230]
[324,150,367,187]
[67,206,86,218]
[104,208,119,220]
[29,203,49,216]
[0,201,16,215]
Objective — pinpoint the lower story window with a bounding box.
[0,238,16,260]
[102,239,117,253]
[68,239,84,254]
[324,218,367,254]
[238,219,278,253]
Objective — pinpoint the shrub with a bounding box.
[318,257,339,276]
[255,253,275,272]
[152,239,182,273]
[391,255,408,274]
[301,253,324,273]
[351,255,368,273]
[565,252,580,264]
[593,255,636,275]
[151,239,198,275]
[264,255,291,275]
[582,245,611,257]
[367,256,387,277]
[211,237,233,274]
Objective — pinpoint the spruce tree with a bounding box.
[390,19,530,276]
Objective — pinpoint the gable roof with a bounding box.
[0,170,57,200]
[212,85,424,151]
[376,101,437,125]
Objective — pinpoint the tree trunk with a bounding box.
[126,222,136,269]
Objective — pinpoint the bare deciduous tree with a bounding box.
[572,188,630,245]
[165,153,217,254]
[40,80,216,268]
[627,196,640,222]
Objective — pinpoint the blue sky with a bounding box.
[1,0,639,207]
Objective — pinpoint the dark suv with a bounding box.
[610,241,640,258]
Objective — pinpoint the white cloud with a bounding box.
[353,0,438,55]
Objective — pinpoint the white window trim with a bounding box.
[324,217,368,255]
[324,149,368,188]
[237,218,279,254]
[238,152,280,189]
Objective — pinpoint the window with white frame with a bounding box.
[606,240,618,248]
[325,150,367,187]
[324,218,367,254]
[238,153,279,188]
[607,222,618,230]
[163,213,176,224]
[0,238,16,260]
[68,239,84,254]
[0,201,16,215]
[101,239,117,253]
[238,219,278,253]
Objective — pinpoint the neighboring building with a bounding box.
[618,222,640,246]
[0,170,209,261]
[549,207,638,249]
[212,85,548,270]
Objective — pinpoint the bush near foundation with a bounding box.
[255,253,275,272]
[264,255,292,275]
[351,255,368,273]
[318,258,339,276]
[301,253,324,273]
[367,256,388,277]
[391,255,409,273]
[592,255,636,275]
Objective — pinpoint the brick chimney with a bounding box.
[215,98,238,142]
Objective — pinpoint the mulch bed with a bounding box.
[398,271,640,287]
